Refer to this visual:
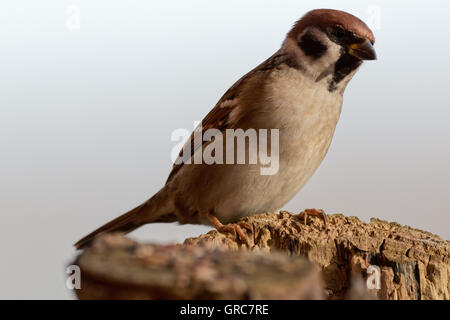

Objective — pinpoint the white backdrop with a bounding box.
[0,0,449,298]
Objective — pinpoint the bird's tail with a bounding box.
[74,187,173,250]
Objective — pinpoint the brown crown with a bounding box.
[288,9,375,44]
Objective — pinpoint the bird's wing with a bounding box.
[166,52,290,184]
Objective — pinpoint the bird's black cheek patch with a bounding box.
[298,32,327,59]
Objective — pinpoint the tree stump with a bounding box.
[72,211,450,300]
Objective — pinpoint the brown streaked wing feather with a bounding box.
[165,52,289,184]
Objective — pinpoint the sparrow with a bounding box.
[75,9,376,249]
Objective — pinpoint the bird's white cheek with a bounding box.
[310,42,342,76]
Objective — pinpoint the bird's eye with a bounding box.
[332,26,345,39]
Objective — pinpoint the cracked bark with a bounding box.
[73,211,450,300]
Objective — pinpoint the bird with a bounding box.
[75,9,376,249]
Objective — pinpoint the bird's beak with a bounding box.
[348,39,377,60]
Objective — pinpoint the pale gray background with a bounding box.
[0,1,449,299]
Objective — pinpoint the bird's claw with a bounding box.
[208,214,252,245]
[217,223,250,245]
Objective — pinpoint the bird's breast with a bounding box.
[246,66,343,150]
[252,66,344,195]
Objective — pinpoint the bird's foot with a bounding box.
[298,208,328,232]
[208,214,252,245]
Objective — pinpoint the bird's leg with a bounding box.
[298,208,328,231]
[208,213,252,245]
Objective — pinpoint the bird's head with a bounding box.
[283,9,376,92]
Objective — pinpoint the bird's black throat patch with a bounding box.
[328,52,362,92]
[298,32,327,59]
